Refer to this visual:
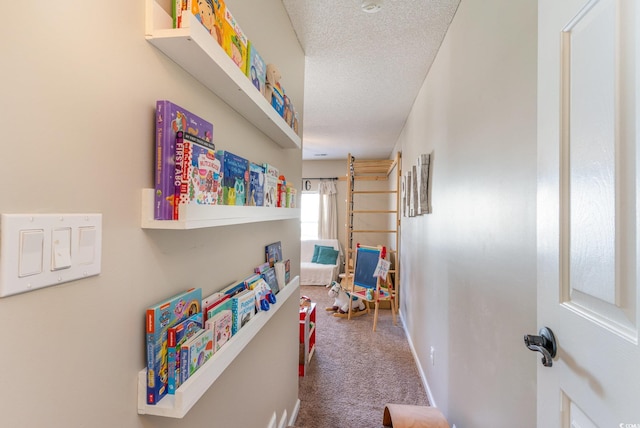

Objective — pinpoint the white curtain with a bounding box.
[317,180,338,240]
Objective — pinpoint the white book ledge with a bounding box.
[138,276,300,418]
[144,0,301,150]
[141,189,300,230]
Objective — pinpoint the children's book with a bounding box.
[265,241,283,267]
[206,295,232,321]
[262,266,280,295]
[154,100,212,220]
[205,309,232,352]
[222,6,248,72]
[274,259,291,289]
[175,0,225,47]
[263,163,279,207]
[167,313,203,394]
[173,0,189,29]
[274,261,286,290]
[217,150,249,205]
[221,280,247,297]
[202,293,227,323]
[179,329,214,383]
[231,288,256,335]
[202,291,224,314]
[254,262,270,274]
[283,94,294,127]
[277,175,287,208]
[174,130,220,218]
[145,287,202,404]
[243,273,263,290]
[248,162,265,207]
[292,110,300,135]
[271,84,285,117]
[284,259,291,284]
[246,42,266,96]
[286,185,297,208]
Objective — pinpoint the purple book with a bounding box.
[154,101,214,220]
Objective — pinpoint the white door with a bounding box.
[537,0,640,427]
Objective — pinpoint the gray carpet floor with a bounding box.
[295,285,429,428]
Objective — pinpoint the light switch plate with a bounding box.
[0,213,102,298]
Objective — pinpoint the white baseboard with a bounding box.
[278,408,288,428]
[267,411,277,428]
[399,311,437,408]
[288,398,301,427]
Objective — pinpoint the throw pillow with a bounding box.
[311,245,333,263]
[316,247,339,265]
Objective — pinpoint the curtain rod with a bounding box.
[302,177,339,180]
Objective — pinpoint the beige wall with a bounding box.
[0,0,303,427]
[396,0,538,427]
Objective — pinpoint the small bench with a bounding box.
[300,239,341,286]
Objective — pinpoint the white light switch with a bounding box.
[77,226,96,265]
[18,229,44,277]
[0,213,102,298]
[51,228,72,270]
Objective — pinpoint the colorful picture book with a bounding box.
[174,131,220,217]
[154,100,213,220]
[203,292,228,323]
[243,273,263,290]
[179,329,214,383]
[284,259,291,284]
[277,175,287,208]
[283,94,294,127]
[205,309,232,352]
[262,266,280,295]
[217,150,249,205]
[231,288,256,335]
[274,261,286,290]
[202,291,224,315]
[221,280,247,298]
[254,262,270,274]
[222,6,248,73]
[206,295,232,322]
[265,241,283,267]
[271,84,285,117]
[246,42,266,96]
[248,162,265,207]
[167,313,203,394]
[286,185,297,208]
[175,0,225,47]
[263,163,279,208]
[274,259,291,289]
[145,287,202,404]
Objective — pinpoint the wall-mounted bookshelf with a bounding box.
[141,189,300,230]
[144,0,301,150]
[138,276,300,418]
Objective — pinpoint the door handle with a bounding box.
[524,327,557,367]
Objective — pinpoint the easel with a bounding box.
[347,244,397,331]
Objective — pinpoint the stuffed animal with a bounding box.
[264,63,281,106]
[326,281,365,314]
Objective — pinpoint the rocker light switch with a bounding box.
[18,229,44,277]
[77,226,96,265]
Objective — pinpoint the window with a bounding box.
[300,193,319,240]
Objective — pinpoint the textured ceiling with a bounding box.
[282,0,460,160]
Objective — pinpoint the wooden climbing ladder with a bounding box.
[344,152,402,316]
